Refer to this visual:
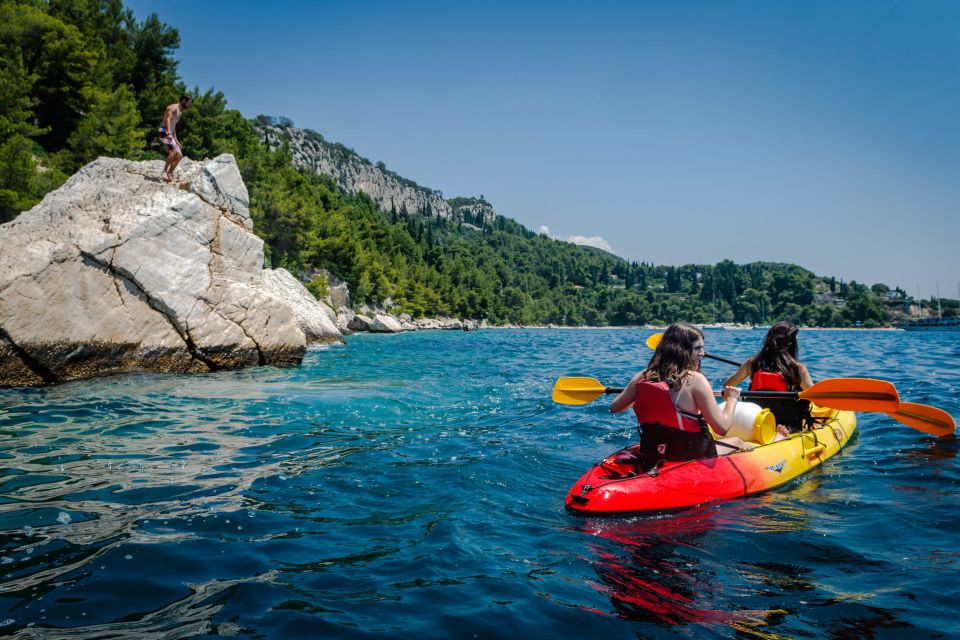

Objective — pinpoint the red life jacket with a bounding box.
[749,370,789,391]
[633,380,705,433]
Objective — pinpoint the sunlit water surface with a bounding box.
[1,329,958,638]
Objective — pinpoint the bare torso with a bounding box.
[163,103,182,135]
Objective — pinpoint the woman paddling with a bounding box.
[723,321,814,433]
[610,322,742,470]
[723,321,813,392]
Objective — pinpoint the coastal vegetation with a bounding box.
[1,0,953,328]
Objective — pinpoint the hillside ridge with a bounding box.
[254,118,497,227]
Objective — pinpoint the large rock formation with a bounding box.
[254,119,497,225]
[0,154,340,387]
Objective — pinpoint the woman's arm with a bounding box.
[798,363,813,390]
[723,358,753,388]
[689,372,740,436]
[610,373,641,413]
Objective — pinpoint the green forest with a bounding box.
[2,0,954,327]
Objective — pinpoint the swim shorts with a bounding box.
[158,127,180,150]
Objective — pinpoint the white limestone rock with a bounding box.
[336,307,356,335]
[347,314,371,332]
[0,155,307,386]
[261,269,341,344]
[367,314,402,333]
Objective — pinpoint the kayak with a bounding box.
[565,404,856,515]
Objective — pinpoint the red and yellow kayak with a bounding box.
[565,407,856,515]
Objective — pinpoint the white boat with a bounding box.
[895,285,959,331]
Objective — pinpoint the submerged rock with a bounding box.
[0,154,340,387]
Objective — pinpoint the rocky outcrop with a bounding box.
[335,307,356,335]
[0,154,340,387]
[261,269,340,344]
[409,317,481,331]
[348,313,403,334]
[339,309,480,334]
[321,270,351,312]
[254,120,497,225]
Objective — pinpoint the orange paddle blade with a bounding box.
[888,402,955,437]
[552,376,609,405]
[798,378,900,412]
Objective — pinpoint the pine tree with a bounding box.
[67,83,143,167]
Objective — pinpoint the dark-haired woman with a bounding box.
[610,322,741,469]
[723,321,813,435]
[723,321,813,392]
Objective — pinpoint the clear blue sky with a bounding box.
[127,0,959,300]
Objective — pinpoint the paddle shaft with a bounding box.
[645,333,742,367]
[601,386,801,400]
[705,352,742,367]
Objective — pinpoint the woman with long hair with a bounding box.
[610,323,741,469]
[723,321,813,391]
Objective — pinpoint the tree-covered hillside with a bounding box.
[1,0,952,327]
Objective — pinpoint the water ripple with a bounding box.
[0,329,957,638]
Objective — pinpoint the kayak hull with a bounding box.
[566,408,856,515]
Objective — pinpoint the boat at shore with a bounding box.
[565,403,855,515]
[893,317,960,331]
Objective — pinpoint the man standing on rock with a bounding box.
[159,94,193,182]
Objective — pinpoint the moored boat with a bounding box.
[565,405,856,515]
[893,317,960,331]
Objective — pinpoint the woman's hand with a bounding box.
[721,385,740,402]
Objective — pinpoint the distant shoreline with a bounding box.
[485,324,902,331]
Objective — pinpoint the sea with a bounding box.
[1,328,958,639]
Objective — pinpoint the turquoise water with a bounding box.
[1,329,958,638]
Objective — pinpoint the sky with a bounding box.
[126,0,959,300]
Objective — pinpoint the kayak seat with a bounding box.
[600,445,643,478]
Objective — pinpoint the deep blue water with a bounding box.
[1,328,958,639]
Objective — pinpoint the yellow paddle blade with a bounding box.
[797,377,900,412]
[645,332,663,350]
[552,376,608,405]
[888,402,955,437]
